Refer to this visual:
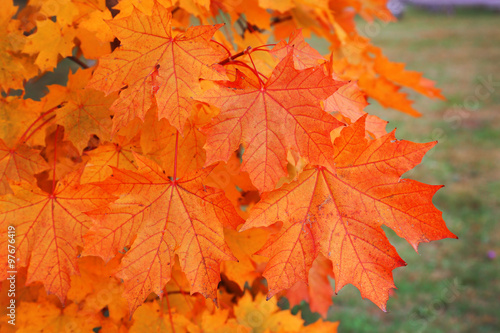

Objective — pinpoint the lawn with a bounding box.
[308,7,500,333]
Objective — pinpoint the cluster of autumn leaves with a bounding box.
[0,0,456,331]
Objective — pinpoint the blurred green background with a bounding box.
[292,6,500,333]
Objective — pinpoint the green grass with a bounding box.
[305,7,500,333]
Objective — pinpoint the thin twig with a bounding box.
[219,46,251,65]
[68,56,89,69]
[271,15,292,26]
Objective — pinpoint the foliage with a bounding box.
[0,0,456,331]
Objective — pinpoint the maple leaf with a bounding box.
[0,169,115,303]
[240,116,457,310]
[302,319,339,332]
[200,52,345,192]
[84,153,243,313]
[22,20,76,72]
[113,0,174,18]
[162,257,213,318]
[204,151,259,219]
[373,51,444,100]
[88,2,227,133]
[39,0,79,27]
[193,308,246,332]
[359,73,422,117]
[75,1,114,40]
[40,126,87,184]
[210,0,271,30]
[258,0,295,12]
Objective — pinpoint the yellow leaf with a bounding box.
[23,20,76,71]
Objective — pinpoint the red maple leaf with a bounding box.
[240,116,457,310]
[200,52,345,192]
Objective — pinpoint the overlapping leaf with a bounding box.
[271,30,324,70]
[50,69,117,151]
[285,254,334,317]
[241,116,457,310]
[324,80,388,138]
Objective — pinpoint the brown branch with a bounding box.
[271,15,292,26]
[68,56,89,69]
[166,290,190,295]
[219,46,252,65]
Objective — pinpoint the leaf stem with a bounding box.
[22,115,56,144]
[252,44,276,52]
[51,126,60,194]
[246,51,264,86]
[210,39,232,59]
[18,105,62,144]
[173,131,179,181]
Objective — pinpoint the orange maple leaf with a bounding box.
[22,20,76,72]
[200,52,345,192]
[240,116,457,310]
[358,73,423,117]
[373,50,444,100]
[84,152,243,313]
[0,169,115,303]
[88,3,227,133]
